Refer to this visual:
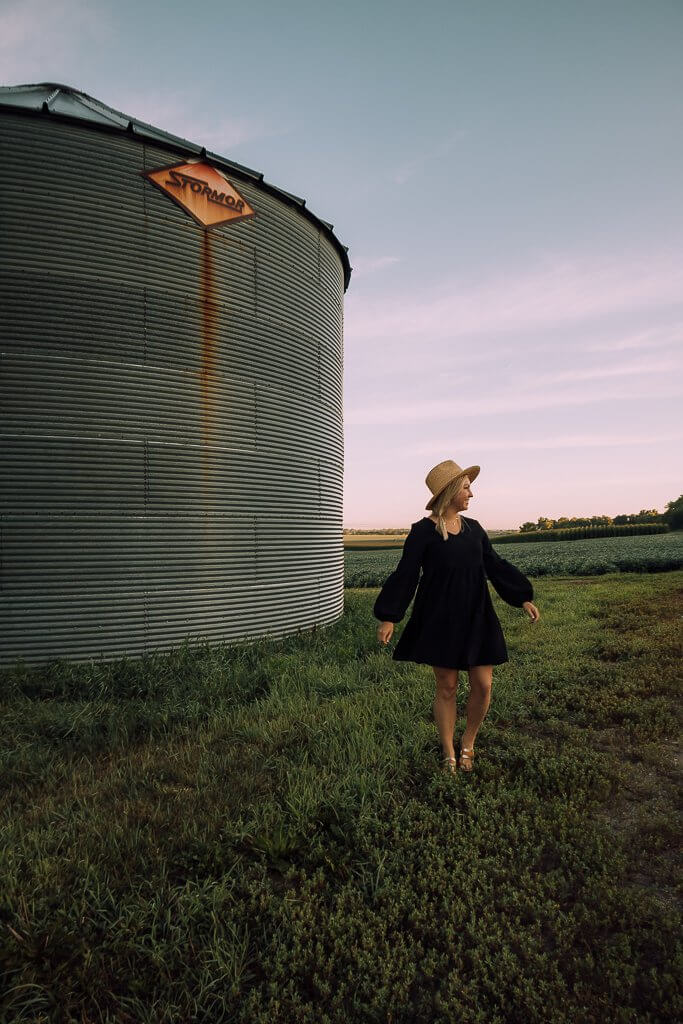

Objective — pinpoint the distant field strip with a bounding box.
[344,524,667,548]
[345,531,683,585]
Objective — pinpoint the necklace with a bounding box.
[442,513,462,531]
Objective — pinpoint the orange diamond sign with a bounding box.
[143,160,255,227]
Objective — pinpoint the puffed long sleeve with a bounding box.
[373,522,429,623]
[481,528,534,608]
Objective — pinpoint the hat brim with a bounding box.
[425,465,480,510]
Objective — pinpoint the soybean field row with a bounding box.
[345,530,683,586]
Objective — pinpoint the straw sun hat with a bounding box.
[425,459,480,511]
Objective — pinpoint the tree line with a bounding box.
[344,495,683,535]
[520,495,682,532]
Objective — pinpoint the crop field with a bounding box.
[344,532,409,548]
[344,524,667,548]
[346,530,683,586]
[1,570,681,1022]
[345,530,517,549]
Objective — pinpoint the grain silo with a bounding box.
[0,83,351,667]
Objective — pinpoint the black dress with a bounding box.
[373,516,534,670]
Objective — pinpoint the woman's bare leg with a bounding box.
[432,666,459,758]
[461,665,493,750]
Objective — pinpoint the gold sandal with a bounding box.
[441,756,457,775]
[458,745,475,772]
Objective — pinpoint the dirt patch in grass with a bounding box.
[587,586,681,919]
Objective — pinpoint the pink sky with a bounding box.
[344,249,682,530]
[3,0,682,532]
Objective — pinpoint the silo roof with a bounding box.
[0,82,352,290]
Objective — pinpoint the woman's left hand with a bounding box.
[522,601,540,623]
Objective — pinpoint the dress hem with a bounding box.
[392,652,509,670]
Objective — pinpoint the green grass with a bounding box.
[345,530,683,585]
[1,573,681,1022]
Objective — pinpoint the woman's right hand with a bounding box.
[377,621,394,645]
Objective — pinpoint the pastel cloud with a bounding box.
[393,131,467,185]
[345,250,683,342]
[350,256,401,278]
[345,381,683,425]
[509,356,682,391]
[112,87,279,152]
[403,432,683,455]
[582,322,683,353]
[0,0,112,82]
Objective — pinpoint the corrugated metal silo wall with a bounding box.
[0,111,345,666]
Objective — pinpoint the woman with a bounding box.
[374,458,540,775]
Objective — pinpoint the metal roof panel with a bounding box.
[0,82,351,289]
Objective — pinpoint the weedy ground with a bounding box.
[1,571,681,1023]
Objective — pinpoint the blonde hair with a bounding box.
[431,474,471,540]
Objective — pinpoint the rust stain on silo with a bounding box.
[200,231,219,492]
